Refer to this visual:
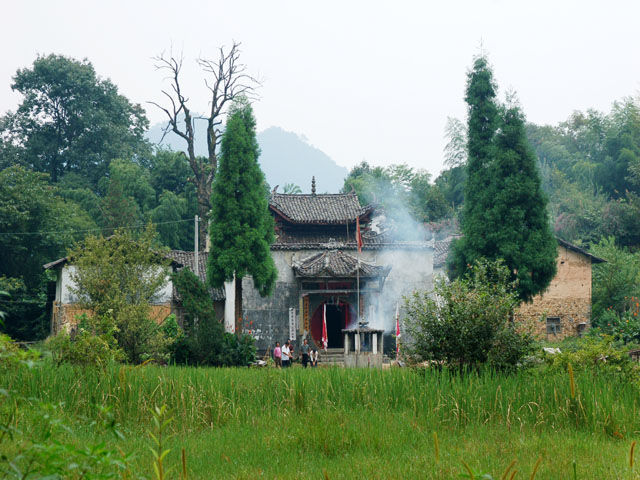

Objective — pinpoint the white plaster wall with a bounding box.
[58,264,172,305]
[153,271,173,304]
[60,265,80,304]
[224,278,236,333]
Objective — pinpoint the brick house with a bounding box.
[433,236,605,339]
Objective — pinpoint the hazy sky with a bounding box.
[3,0,640,177]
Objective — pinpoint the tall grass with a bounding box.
[3,363,639,437]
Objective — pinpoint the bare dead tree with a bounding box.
[149,42,259,249]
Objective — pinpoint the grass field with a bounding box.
[2,362,640,479]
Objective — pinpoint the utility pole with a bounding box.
[194,215,199,277]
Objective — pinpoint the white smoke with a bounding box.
[362,203,436,333]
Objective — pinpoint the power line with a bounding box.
[0,218,193,237]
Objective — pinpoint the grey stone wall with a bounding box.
[241,249,301,352]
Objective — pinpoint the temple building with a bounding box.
[232,183,434,354]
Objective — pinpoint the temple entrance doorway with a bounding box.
[310,302,354,349]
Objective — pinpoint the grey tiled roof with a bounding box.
[272,228,431,251]
[292,250,391,278]
[269,193,372,224]
[273,228,389,250]
[165,250,226,301]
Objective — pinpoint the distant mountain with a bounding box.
[145,122,348,194]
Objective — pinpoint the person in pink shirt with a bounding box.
[273,342,282,368]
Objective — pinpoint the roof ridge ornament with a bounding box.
[311,176,316,195]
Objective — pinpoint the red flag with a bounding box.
[395,302,401,355]
[356,217,363,253]
[322,303,328,351]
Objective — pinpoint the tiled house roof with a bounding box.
[292,250,391,278]
[166,250,225,301]
[269,193,373,225]
[556,238,605,264]
[273,228,388,250]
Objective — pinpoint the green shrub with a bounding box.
[541,335,640,384]
[46,330,123,368]
[0,333,40,367]
[220,332,257,367]
[67,226,171,364]
[406,259,532,371]
[487,326,535,372]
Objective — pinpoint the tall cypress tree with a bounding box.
[207,100,277,321]
[449,56,557,302]
[448,56,500,279]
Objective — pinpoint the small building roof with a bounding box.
[165,250,225,301]
[269,192,374,225]
[556,238,605,264]
[292,250,391,279]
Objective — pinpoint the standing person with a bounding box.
[301,338,310,368]
[310,348,318,367]
[281,340,291,368]
[273,342,282,368]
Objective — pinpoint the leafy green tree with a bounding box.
[449,57,557,302]
[343,161,450,225]
[150,191,188,249]
[408,171,451,222]
[147,150,197,250]
[99,158,156,213]
[434,165,466,211]
[590,237,640,324]
[406,259,532,371]
[0,54,149,184]
[68,226,170,363]
[208,100,277,321]
[99,177,141,232]
[0,166,95,339]
[149,150,192,196]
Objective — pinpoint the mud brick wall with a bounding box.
[515,245,592,340]
[52,303,172,334]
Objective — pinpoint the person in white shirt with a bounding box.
[310,348,318,367]
[281,341,291,368]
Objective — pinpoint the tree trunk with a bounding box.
[196,182,210,251]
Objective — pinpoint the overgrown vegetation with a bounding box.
[171,268,256,367]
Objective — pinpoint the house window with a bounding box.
[546,317,562,335]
